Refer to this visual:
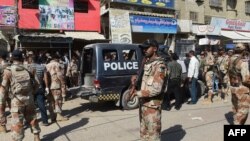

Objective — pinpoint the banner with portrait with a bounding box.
[39,0,74,30]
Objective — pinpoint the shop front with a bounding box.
[210,17,250,48]
[192,24,221,52]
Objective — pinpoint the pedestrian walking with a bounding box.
[46,54,68,122]
[165,53,182,110]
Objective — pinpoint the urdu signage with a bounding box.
[130,15,177,33]
[112,0,175,9]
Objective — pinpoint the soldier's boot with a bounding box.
[34,134,41,141]
[0,125,6,133]
[56,113,68,122]
[203,93,213,104]
[62,97,66,103]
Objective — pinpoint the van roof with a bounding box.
[84,43,140,49]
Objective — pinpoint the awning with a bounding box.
[18,33,72,43]
[221,30,250,43]
[64,31,106,40]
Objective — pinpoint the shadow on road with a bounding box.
[42,118,89,141]
[225,111,234,125]
[161,124,186,141]
[64,102,120,118]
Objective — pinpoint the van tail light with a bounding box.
[93,79,100,88]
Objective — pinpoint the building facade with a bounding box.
[0,0,103,51]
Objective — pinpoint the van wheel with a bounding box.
[121,89,139,110]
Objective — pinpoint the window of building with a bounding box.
[204,15,212,25]
[246,1,250,14]
[74,0,88,13]
[22,0,39,9]
[209,0,222,7]
[227,0,237,10]
[190,12,198,23]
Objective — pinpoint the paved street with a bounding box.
[1,94,249,141]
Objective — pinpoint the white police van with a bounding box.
[70,43,143,109]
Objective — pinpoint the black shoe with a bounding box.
[165,106,171,111]
[187,101,195,105]
[175,106,181,110]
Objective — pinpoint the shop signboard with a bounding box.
[130,15,177,33]
[110,9,132,44]
[211,17,250,31]
[192,25,220,35]
[112,0,174,9]
[0,6,15,27]
[39,0,74,30]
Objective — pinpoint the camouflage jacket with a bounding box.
[46,60,65,90]
[229,54,250,86]
[217,55,229,74]
[204,52,215,72]
[136,57,167,108]
[0,63,39,105]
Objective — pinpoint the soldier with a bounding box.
[216,47,230,102]
[0,50,10,133]
[0,49,41,141]
[203,46,215,104]
[66,56,79,87]
[131,39,167,141]
[229,43,250,125]
[46,54,68,122]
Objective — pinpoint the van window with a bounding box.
[122,49,137,61]
[103,49,118,61]
[83,48,94,73]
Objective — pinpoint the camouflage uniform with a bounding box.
[0,63,40,140]
[46,59,68,121]
[229,44,250,125]
[217,54,230,100]
[66,58,79,87]
[136,57,167,141]
[204,51,215,103]
[59,60,67,100]
[0,61,11,133]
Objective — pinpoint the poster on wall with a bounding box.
[39,0,74,30]
[130,15,177,33]
[109,9,132,44]
[112,0,175,9]
[0,6,15,27]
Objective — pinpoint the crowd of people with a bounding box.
[164,44,242,110]
[0,40,249,141]
[0,49,80,141]
[130,39,250,141]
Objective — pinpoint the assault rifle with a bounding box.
[128,57,146,100]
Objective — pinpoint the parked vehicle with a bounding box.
[69,43,143,109]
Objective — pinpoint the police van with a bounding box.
[70,43,143,109]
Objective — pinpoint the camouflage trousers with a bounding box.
[231,85,250,125]
[221,74,231,97]
[140,105,161,141]
[205,71,214,94]
[0,93,11,126]
[10,98,40,141]
[50,89,63,113]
